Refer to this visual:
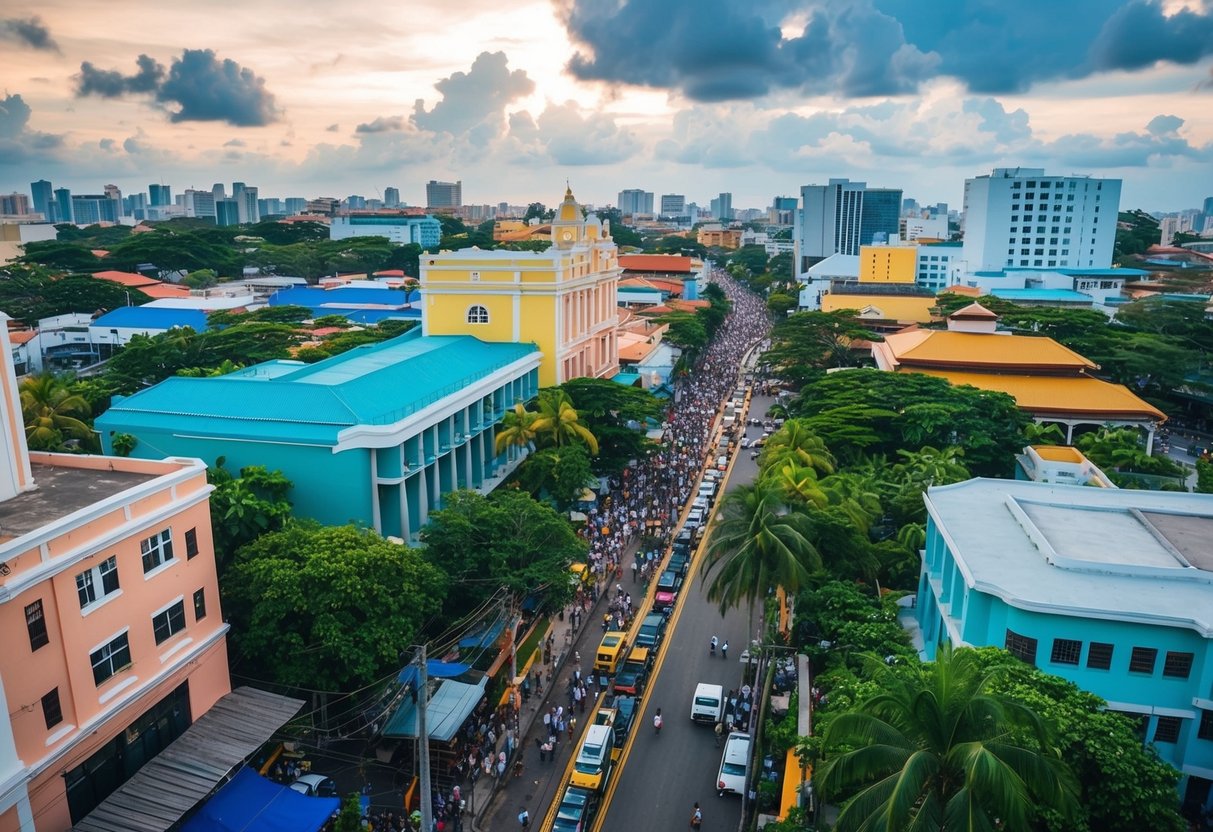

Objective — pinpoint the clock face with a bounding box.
[562,230,574,241]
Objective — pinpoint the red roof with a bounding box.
[139,284,191,299]
[93,270,159,287]
[618,254,693,274]
[9,330,37,345]
[374,269,406,277]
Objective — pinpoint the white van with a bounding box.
[690,682,724,724]
[717,732,752,796]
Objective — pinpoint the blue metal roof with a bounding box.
[990,288,1094,301]
[91,306,209,331]
[98,330,540,444]
[268,286,419,308]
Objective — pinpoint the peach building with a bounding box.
[0,320,231,831]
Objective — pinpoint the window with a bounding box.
[1154,716,1182,744]
[184,528,199,559]
[1005,630,1038,665]
[1129,646,1157,674]
[1051,638,1081,665]
[466,304,489,324]
[76,556,120,609]
[42,688,63,729]
[152,601,187,645]
[1163,651,1194,679]
[26,599,49,651]
[1199,710,1213,741]
[90,633,132,686]
[193,588,207,621]
[141,529,174,574]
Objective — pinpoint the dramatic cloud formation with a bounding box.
[411,51,535,144]
[75,50,278,126]
[0,93,64,163]
[508,101,640,165]
[0,16,58,52]
[562,0,1213,101]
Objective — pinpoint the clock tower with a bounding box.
[552,185,584,250]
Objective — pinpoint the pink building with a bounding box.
[0,321,231,832]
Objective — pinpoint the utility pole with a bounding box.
[417,645,433,832]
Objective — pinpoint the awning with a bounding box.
[180,768,339,832]
[382,677,489,742]
[73,687,305,832]
[397,659,472,687]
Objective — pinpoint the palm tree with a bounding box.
[761,419,836,476]
[894,445,969,487]
[700,482,821,616]
[494,402,538,456]
[531,390,599,454]
[817,645,1078,832]
[819,471,884,533]
[1024,421,1066,446]
[761,461,828,508]
[20,374,94,452]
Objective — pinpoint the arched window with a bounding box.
[467,304,489,324]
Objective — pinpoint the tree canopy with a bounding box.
[558,377,663,474]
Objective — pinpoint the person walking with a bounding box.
[721,640,728,660]
[518,808,530,829]
[653,708,663,734]
[714,721,724,746]
[709,636,718,657]
[690,802,702,829]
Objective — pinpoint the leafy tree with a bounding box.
[1025,422,1066,445]
[559,377,662,474]
[225,523,446,691]
[207,462,293,571]
[246,220,330,245]
[18,241,103,272]
[767,251,794,278]
[516,444,593,508]
[522,203,547,223]
[532,389,599,454]
[765,311,882,386]
[657,311,708,352]
[53,223,133,247]
[20,374,95,451]
[761,420,836,476]
[1197,458,1213,494]
[760,461,827,508]
[766,291,798,317]
[105,229,242,278]
[420,489,586,614]
[182,269,218,289]
[817,645,1079,832]
[382,242,423,276]
[700,482,821,617]
[110,432,137,457]
[333,794,363,832]
[1076,427,1183,477]
[494,402,539,455]
[0,265,149,323]
[730,244,770,275]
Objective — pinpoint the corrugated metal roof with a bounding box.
[92,306,209,331]
[269,286,418,308]
[73,687,304,832]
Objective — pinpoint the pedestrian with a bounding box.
[518,808,530,829]
[631,560,638,582]
[714,721,724,746]
[721,640,729,660]
[690,802,702,829]
[568,716,576,739]
[710,635,718,656]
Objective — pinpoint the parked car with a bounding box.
[553,785,599,832]
[612,647,652,696]
[717,732,752,796]
[685,508,705,529]
[289,774,338,798]
[635,612,667,648]
[715,455,728,471]
[667,549,691,577]
[655,568,683,612]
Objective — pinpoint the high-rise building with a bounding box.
[383,187,401,208]
[148,184,171,207]
[30,179,53,220]
[127,193,148,221]
[70,194,120,225]
[794,179,903,274]
[258,198,283,217]
[211,183,226,203]
[183,189,216,219]
[346,195,367,211]
[660,194,686,217]
[617,189,653,215]
[230,183,259,224]
[284,197,307,215]
[54,188,73,225]
[710,193,733,221]
[426,180,462,209]
[0,193,32,215]
[1160,216,1180,247]
[961,167,1120,271]
[215,199,240,226]
[329,214,442,247]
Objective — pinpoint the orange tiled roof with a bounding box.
[138,284,191,298]
[619,341,658,362]
[879,330,1096,372]
[9,330,37,345]
[93,270,160,287]
[950,302,998,320]
[618,254,693,274]
[914,369,1166,422]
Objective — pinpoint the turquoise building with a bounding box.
[96,330,540,540]
[916,478,1213,805]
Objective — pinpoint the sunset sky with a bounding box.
[2,0,1212,212]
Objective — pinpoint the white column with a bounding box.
[1146,425,1155,456]
[400,475,411,542]
[1065,422,1074,444]
[369,449,382,534]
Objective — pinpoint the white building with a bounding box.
[961,167,1120,272]
[796,253,859,310]
[794,179,902,278]
[330,215,442,247]
[740,230,794,257]
[901,215,949,243]
[1160,216,1180,247]
[617,190,653,215]
[916,243,964,291]
[660,194,686,217]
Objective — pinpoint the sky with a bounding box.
[2,0,1213,213]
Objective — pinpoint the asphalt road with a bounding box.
[595,393,777,832]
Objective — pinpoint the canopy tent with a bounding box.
[382,677,489,742]
[180,768,338,832]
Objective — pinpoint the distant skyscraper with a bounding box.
[284,197,307,215]
[148,184,171,207]
[30,179,53,220]
[660,194,686,217]
[425,179,462,208]
[710,193,733,221]
[70,194,119,225]
[794,179,903,273]
[215,199,240,226]
[127,193,147,221]
[617,189,653,215]
[54,188,73,224]
[0,193,32,215]
[346,195,367,211]
[961,167,1120,271]
[183,189,216,218]
[384,187,401,208]
[498,202,510,216]
[258,198,283,217]
[212,183,226,202]
[241,187,260,224]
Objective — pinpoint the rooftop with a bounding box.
[989,288,1094,302]
[0,462,158,542]
[99,331,540,444]
[878,329,1096,372]
[92,306,210,332]
[927,479,1213,635]
[914,369,1166,421]
[92,270,159,287]
[618,254,693,274]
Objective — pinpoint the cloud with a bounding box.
[355,116,406,133]
[1,16,59,52]
[1146,114,1184,136]
[560,0,1213,100]
[506,101,640,166]
[0,93,65,166]
[326,123,340,132]
[411,51,534,144]
[75,49,278,126]
[1046,116,1212,167]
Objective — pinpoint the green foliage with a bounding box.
[1114,209,1161,258]
[105,228,243,278]
[767,251,794,278]
[333,794,363,832]
[730,244,770,275]
[767,292,798,317]
[110,432,137,457]
[764,311,883,387]
[515,444,593,509]
[0,264,149,323]
[532,389,599,454]
[18,241,104,272]
[225,523,446,691]
[658,311,708,352]
[246,220,330,245]
[559,377,662,474]
[1197,458,1213,494]
[207,462,293,572]
[182,269,218,289]
[20,373,96,452]
[420,489,586,616]
[1076,427,1184,478]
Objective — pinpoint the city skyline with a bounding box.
[2,1,1213,211]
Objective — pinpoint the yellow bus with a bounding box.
[594,631,628,674]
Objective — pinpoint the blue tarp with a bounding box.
[397,659,471,687]
[458,619,506,650]
[181,768,338,832]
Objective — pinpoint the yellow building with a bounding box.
[697,228,742,249]
[859,245,917,283]
[821,292,937,323]
[421,187,620,386]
